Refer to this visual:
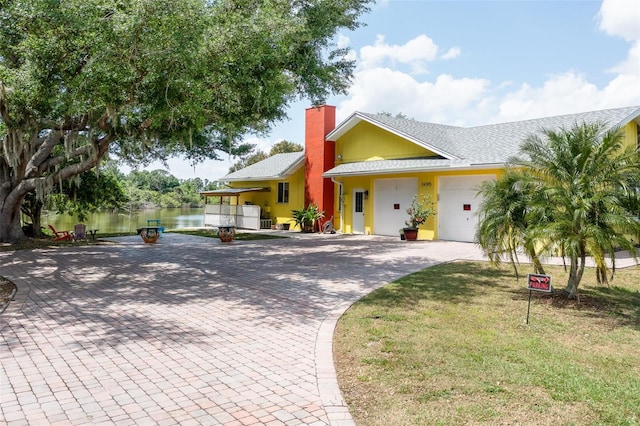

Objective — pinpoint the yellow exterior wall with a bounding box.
[278,166,306,226]
[336,175,372,235]
[336,122,438,163]
[620,121,639,151]
[334,168,503,239]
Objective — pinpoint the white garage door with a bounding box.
[373,178,418,236]
[438,175,495,242]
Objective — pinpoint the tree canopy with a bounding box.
[0,0,371,241]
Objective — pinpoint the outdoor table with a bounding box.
[146,220,164,236]
[88,229,98,241]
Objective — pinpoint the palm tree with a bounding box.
[510,122,640,299]
[476,169,546,277]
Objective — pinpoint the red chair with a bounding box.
[48,225,72,242]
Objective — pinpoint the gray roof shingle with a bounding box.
[223,152,304,181]
[325,106,640,177]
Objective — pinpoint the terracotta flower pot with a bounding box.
[218,226,235,242]
[403,227,419,241]
[140,228,160,244]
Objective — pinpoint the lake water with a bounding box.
[43,207,204,234]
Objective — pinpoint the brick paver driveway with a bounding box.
[1,234,484,425]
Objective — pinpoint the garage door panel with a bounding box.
[438,175,494,242]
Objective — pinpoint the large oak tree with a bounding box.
[0,0,371,241]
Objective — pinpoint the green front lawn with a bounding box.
[334,262,640,425]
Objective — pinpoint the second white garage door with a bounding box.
[438,175,495,242]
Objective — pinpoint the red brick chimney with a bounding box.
[304,105,336,220]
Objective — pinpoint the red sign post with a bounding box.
[526,273,552,324]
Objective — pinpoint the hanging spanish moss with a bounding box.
[34,176,53,203]
[63,130,79,158]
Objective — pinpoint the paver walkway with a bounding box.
[0,234,485,425]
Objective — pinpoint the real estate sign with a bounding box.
[527,273,552,293]
[525,273,552,324]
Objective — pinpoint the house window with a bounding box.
[277,182,289,203]
[355,191,364,213]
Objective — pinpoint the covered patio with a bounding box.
[200,187,270,230]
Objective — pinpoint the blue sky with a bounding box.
[134,0,640,181]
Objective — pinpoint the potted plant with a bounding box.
[404,194,436,241]
[291,208,304,230]
[271,217,277,230]
[291,204,325,232]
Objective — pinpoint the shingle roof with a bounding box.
[325,106,640,177]
[222,152,304,181]
[324,158,459,177]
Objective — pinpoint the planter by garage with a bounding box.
[403,227,419,241]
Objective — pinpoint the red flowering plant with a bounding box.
[405,194,436,228]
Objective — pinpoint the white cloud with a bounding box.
[337,68,490,124]
[598,0,640,42]
[497,72,600,122]
[440,47,461,60]
[598,71,640,106]
[337,34,351,49]
[336,34,357,62]
[374,0,390,10]
[598,0,640,76]
[359,34,440,73]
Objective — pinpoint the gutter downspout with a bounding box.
[331,177,343,233]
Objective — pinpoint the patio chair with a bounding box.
[73,224,87,242]
[48,225,72,242]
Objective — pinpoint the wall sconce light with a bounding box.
[364,190,369,200]
[337,154,343,160]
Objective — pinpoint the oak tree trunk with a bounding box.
[0,192,27,242]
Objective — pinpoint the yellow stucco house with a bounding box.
[202,105,640,242]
